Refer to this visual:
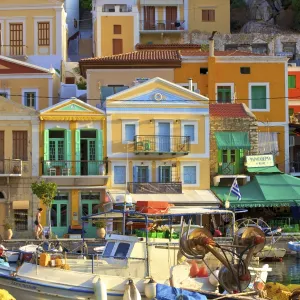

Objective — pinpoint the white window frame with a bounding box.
[248,82,270,112]
[177,83,198,91]
[215,83,235,103]
[34,17,53,55]
[111,162,127,187]
[22,88,39,110]
[122,120,139,144]
[181,121,198,145]
[180,162,200,187]
[0,89,11,99]
[132,161,152,183]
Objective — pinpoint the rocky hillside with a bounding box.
[231,0,300,33]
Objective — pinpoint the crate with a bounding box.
[135,201,169,214]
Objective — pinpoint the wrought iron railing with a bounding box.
[127,182,182,194]
[0,45,27,56]
[290,161,300,173]
[0,159,22,175]
[217,162,246,175]
[134,135,190,154]
[140,20,185,31]
[42,160,108,176]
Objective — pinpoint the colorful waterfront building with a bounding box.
[39,98,108,238]
[288,64,300,114]
[104,76,220,208]
[92,0,230,56]
[0,0,67,69]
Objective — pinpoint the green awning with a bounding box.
[211,173,300,208]
[214,132,251,150]
[247,166,282,173]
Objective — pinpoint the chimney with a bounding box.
[188,78,193,91]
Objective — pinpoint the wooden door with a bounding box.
[0,131,4,174]
[113,39,123,55]
[10,23,23,55]
[144,6,155,30]
[166,6,177,30]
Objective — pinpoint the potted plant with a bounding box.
[4,217,14,240]
[95,220,106,238]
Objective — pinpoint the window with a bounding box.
[38,22,50,46]
[13,131,27,160]
[134,166,149,183]
[103,241,115,258]
[114,242,130,259]
[217,86,232,103]
[258,132,279,156]
[114,25,121,34]
[49,130,64,161]
[250,85,268,110]
[289,75,296,88]
[200,68,208,75]
[0,192,4,199]
[23,92,36,108]
[124,124,136,142]
[14,209,28,231]
[113,39,123,55]
[183,124,195,142]
[240,67,251,74]
[114,166,126,184]
[159,166,171,183]
[183,166,196,184]
[9,23,24,56]
[202,9,215,22]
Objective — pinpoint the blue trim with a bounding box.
[0,274,124,296]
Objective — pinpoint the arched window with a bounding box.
[0,192,5,199]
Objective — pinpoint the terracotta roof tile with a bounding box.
[135,43,202,50]
[80,50,181,64]
[210,104,251,118]
[181,50,266,57]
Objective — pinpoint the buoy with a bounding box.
[208,268,220,286]
[93,276,107,300]
[123,279,141,300]
[189,260,199,278]
[144,278,156,299]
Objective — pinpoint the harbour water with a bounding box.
[261,255,300,284]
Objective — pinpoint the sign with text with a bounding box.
[245,155,274,168]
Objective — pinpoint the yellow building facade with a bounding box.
[175,46,289,173]
[0,0,67,69]
[106,77,220,207]
[0,96,39,238]
[0,56,60,111]
[39,98,108,238]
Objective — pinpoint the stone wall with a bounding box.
[0,176,39,239]
[210,116,258,184]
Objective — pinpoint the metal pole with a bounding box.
[122,142,129,235]
[92,254,94,274]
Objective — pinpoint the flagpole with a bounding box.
[224,177,238,209]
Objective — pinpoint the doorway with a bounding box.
[51,193,69,237]
[158,122,171,152]
[79,130,97,175]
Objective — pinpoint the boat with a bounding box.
[288,241,300,258]
[255,245,286,261]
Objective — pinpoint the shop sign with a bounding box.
[245,155,274,167]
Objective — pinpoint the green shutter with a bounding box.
[251,86,267,109]
[75,129,81,175]
[217,150,222,173]
[288,75,296,88]
[64,130,72,161]
[44,130,49,161]
[95,129,103,161]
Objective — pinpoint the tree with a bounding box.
[80,0,92,9]
[31,181,57,234]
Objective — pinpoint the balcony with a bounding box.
[134,135,190,155]
[102,4,133,12]
[127,182,182,194]
[0,45,27,59]
[140,20,185,32]
[42,160,109,186]
[0,159,22,177]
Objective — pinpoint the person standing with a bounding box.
[34,208,43,239]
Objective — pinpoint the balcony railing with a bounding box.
[140,20,185,31]
[0,45,27,56]
[127,182,182,194]
[290,161,300,173]
[134,135,190,155]
[0,159,22,175]
[102,5,132,12]
[42,160,108,176]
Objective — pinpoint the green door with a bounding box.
[51,196,69,237]
[218,150,244,175]
[87,139,97,175]
[81,193,101,238]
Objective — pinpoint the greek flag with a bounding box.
[230,179,242,201]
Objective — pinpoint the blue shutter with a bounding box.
[114,166,126,184]
[158,166,162,183]
[96,129,103,161]
[64,130,72,161]
[75,129,81,175]
[133,166,138,182]
[125,124,135,142]
[184,166,196,184]
[184,125,195,142]
[146,167,150,183]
